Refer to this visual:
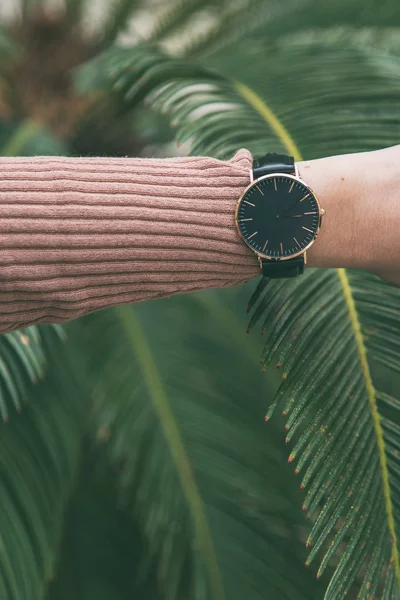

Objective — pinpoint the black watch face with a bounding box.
[236,175,320,259]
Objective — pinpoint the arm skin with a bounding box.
[300,144,400,285]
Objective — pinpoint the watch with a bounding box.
[235,152,325,278]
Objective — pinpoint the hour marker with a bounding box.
[255,185,264,196]
[262,240,268,252]
[302,226,313,233]
[280,242,283,253]
[288,181,295,193]
[293,237,301,248]
[240,218,253,222]
[244,200,255,206]
[248,231,258,239]
[274,178,277,191]
[304,211,317,215]
[299,193,310,202]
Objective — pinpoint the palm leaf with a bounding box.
[0,325,65,421]
[75,38,400,599]
[152,0,400,57]
[46,447,160,600]
[100,0,142,47]
[254,0,400,42]
[78,290,324,600]
[93,0,400,60]
[0,119,67,157]
[250,269,400,599]
[145,0,227,44]
[75,40,400,159]
[0,328,87,600]
[142,0,282,57]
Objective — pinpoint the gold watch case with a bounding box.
[235,169,325,262]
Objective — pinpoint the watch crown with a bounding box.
[320,208,325,216]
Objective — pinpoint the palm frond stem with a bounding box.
[115,305,226,600]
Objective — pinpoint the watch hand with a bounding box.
[280,192,312,217]
[276,214,303,219]
[279,198,301,217]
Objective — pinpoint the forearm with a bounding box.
[299,144,400,276]
[0,151,258,333]
[0,146,398,334]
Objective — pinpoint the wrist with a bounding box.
[298,146,400,273]
[297,153,363,270]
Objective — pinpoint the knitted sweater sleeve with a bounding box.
[0,149,259,333]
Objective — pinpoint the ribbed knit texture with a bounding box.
[0,149,259,333]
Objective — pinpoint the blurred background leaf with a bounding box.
[75,288,325,600]
[0,327,87,599]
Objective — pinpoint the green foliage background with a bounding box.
[0,1,399,599]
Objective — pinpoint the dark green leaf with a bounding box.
[77,290,325,600]
[0,328,87,600]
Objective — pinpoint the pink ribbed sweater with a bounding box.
[0,149,259,333]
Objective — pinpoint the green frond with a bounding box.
[143,0,257,56]
[74,39,400,159]
[149,0,400,56]
[145,0,215,45]
[249,269,400,599]
[46,448,159,600]
[0,326,66,421]
[0,119,68,157]
[75,37,400,599]
[78,291,324,600]
[169,0,305,58]
[0,328,87,600]
[100,0,142,47]
[271,26,400,59]
[255,0,400,41]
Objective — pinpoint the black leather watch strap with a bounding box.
[253,152,295,180]
[260,256,304,279]
[253,152,302,279]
